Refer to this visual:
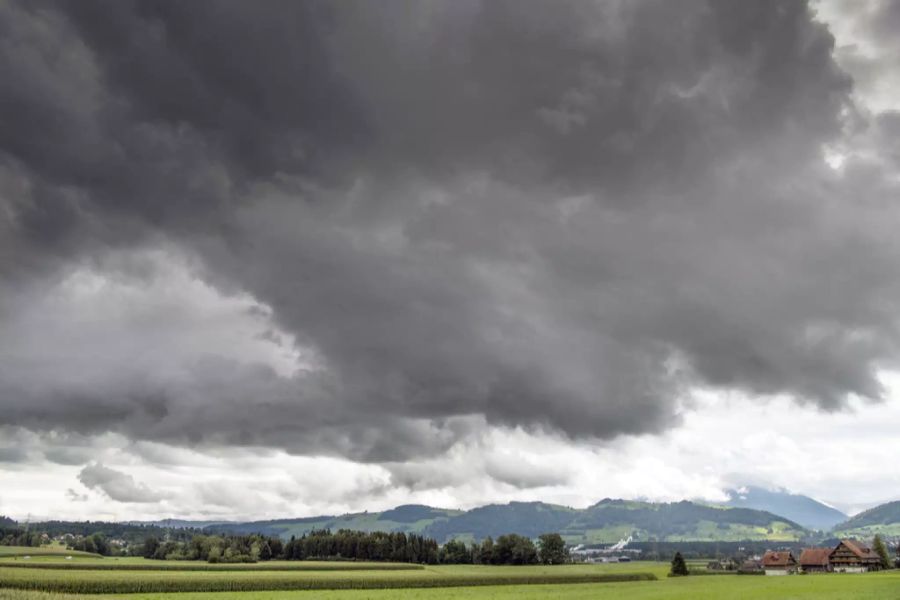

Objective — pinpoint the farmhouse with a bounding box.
[829,539,882,573]
[799,547,832,573]
[762,550,797,575]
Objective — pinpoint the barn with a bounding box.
[762,550,797,575]
[799,547,832,573]
[829,540,882,573]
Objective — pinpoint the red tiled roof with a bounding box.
[799,548,831,566]
[762,551,796,567]
[838,539,880,561]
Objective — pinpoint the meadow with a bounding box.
[0,553,898,599]
[0,546,100,559]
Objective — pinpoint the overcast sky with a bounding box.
[2,0,900,521]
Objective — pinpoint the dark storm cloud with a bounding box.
[0,447,29,464]
[2,0,900,461]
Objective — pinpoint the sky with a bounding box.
[1,0,900,522]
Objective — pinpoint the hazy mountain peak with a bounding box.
[722,485,847,531]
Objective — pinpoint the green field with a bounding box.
[0,558,424,571]
[0,563,658,594]
[0,546,101,559]
[0,557,897,599]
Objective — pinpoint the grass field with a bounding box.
[0,546,101,559]
[0,557,897,598]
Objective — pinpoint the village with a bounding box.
[744,539,887,575]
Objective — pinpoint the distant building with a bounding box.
[739,559,763,574]
[762,550,797,575]
[799,548,832,573]
[707,558,737,571]
[829,540,882,573]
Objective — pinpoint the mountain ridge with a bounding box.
[196,499,808,544]
[832,500,900,537]
[717,486,847,531]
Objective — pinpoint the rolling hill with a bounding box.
[204,499,808,544]
[832,500,900,537]
[720,486,847,531]
[208,504,463,539]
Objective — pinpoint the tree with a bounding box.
[440,539,471,564]
[90,533,109,556]
[670,551,689,576]
[479,536,494,565]
[259,541,272,561]
[873,535,890,569]
[142,536,160,560]
[493,534,538,565]
[538,533,568,565]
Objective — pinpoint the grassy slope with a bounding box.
[832,500,900,537]
[3,570,899,600]
[562,500,806,544]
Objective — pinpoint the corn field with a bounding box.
[0,560,425,571]
[0,565,656,594]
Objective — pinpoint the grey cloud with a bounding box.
[0,447,29,464]
[484,455,572,489]
[66,488,89,502]
[44,447,96,467]
[1,0,900,462]
[77,463,166,503]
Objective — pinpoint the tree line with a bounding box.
[133,529,568,565]
[1,515,570,565]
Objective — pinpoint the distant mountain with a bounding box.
[720,486,847,531]
[832,500,900,537]
[424,502,577,543]
[558,499,807,545]
[208,505,463,539]
[130,519,233,529]
[205,499,807,544]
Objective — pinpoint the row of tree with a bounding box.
[440,533,568,565]
[70,533,115,556]
[133,529,570,565]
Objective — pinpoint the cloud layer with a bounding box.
[1,0,900,467]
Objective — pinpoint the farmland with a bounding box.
[0,561,658,594]
[0,546,101,559]
[0,558,898,599]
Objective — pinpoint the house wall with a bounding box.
[764,568,789,576]
[801,566,829,573]
[833,566,867,574]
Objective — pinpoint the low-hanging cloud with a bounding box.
[2,0,900,463]
[77,463,166,504]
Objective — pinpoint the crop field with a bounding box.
[0,559,425,571]
[0,562,658,594]
[0,559,898,599]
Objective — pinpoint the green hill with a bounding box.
[832,500,900,537]
[560,499,807,544]
[210,505,463,539]
[209,499,807,544]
